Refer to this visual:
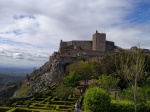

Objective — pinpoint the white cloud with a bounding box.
[0,0,149,67]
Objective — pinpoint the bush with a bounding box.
[110,100,150,112]
[83,87,110,112]
[145,88,150,100]
[137,101,150,112]
[110,100,134,112]
[24,100,32,105]
[0,107,10,112]
[6,99,13,107]
[118,87,146,103]
[0,102,2,106]
[53,84,74,101]
[42,89,52,97]
[63,71,81,87]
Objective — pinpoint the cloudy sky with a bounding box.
[0,0,150,68]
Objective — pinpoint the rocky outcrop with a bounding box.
[30,58,64,93]
[13,55,65,97]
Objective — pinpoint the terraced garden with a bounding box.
[0,86,84,112]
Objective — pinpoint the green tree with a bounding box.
[100,55,116,74]
[54,71,80,105]
[115,49,146,112]
[84,87,111,112]
[88,74,119,92]
[98,74,120,92]
[66,60,92,80]
[119,87,146,103]
[88,79,99,88]
[54,83,73,102]
[91,58,102,78]
[6,98,13,107]
[91,55,116,78]
[63,71,81,87]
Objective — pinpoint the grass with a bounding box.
[14,82,31,98]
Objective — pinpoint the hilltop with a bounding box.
[10,31,150,98]
[0,31,150,111]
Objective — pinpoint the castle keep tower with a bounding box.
[92,30,106,51]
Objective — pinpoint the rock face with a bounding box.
[30,58,64,93]
[13,56,65,97]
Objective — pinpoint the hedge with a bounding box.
[0,107,11,112]
[110,100,150,112]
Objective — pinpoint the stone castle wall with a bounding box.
[70,41,92,50]
[106,41,115,51]
[51,31,150,68]
[59,31,114,53]
[92,33,106,51]
[60,41,92,51]
[58,49,114,58]
[58,31,116,59]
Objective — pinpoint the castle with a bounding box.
[49,30,149,64]
[58,30,121,57]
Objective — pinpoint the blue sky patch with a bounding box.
[125,1,150,25]
[0,37,31,47]
[0,37,48,50]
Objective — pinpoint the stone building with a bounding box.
[58,30,119,58]
[49,30,150,64]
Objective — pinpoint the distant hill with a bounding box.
[0,67,33,76]
[0,67,33,100]
[0,74,25,86]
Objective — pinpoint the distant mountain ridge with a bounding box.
[0,67,32,76]
[0,74,25,86]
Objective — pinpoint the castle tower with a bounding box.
[59,40,67,53]
[92,30,106,51]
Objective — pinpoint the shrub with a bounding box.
[83,87,110,112]
[118,87,146,103]
[110,100,134,112]
[137,101,150,112]
[98,74,120,92]
[42,89,52,97]
[0,107,10,112]
[63,71,81,87]
[24,100,32,105]
[145,88,150,100]
[0,102,2,106]
[6,99,13,107]
[53,84,74,101]
[110,100,150,112]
